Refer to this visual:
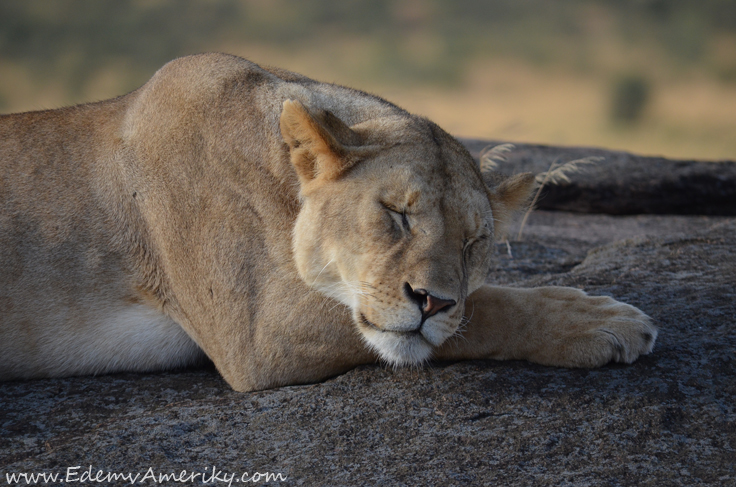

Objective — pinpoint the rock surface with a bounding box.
[1,142,735,486]
[2,209,733,486]
[461,138,736,215]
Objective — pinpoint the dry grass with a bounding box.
[517,156,602,241]
[479,143,515,173]
[385,61,736,161]
[2,52,735,161]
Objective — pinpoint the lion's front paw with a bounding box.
[527,288,657,368]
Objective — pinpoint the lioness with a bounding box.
[0,53,656,392]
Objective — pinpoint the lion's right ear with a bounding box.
[488,172,536,239]
[280,99,367,186]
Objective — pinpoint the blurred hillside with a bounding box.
[1,0,735,160]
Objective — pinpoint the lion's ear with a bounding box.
[488,172,536,239]
[280,99,364,185]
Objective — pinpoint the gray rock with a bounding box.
[2,210,733,486]
[461,138,736,216]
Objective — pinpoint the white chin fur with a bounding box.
[359,326,434,367]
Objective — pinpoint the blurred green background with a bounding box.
[1,0,735,159]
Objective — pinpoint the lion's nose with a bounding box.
[404,283,457,320]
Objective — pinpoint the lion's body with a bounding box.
[0,54,656,391]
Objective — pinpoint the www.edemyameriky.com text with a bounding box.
[5,465,287,485]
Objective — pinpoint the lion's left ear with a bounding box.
[487,172,536,239]
[280,99,370,186]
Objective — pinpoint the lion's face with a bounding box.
[294,144,495,365]
[281,100,530,365]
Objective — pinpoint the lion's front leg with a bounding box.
[435,285,657,368]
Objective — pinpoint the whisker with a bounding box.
[314,258,335,281]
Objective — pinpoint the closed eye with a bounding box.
[381,202,410,232]
[463,233,491,251]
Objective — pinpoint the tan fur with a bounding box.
[0,54,657,391]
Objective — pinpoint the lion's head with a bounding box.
[280,100,534,366]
